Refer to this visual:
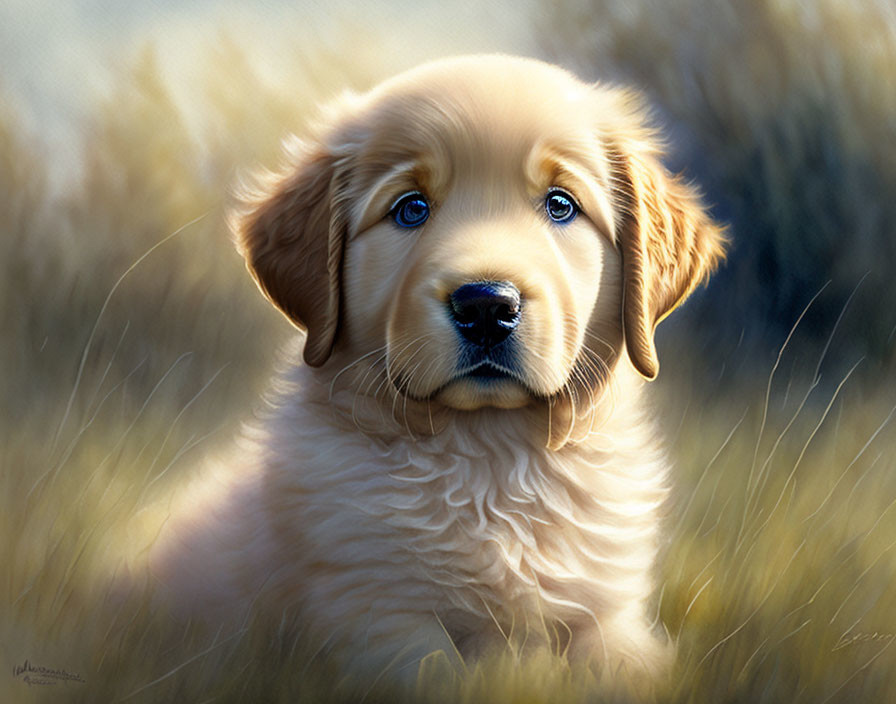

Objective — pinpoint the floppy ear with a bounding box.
[610,118,727,380]
[232,134,352,367]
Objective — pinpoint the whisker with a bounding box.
[350,348,392,432]
[401,355,442,438]
[329,344,389,400]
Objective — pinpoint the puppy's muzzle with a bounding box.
[448,281,521,351]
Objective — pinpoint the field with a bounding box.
[3,1,896,701]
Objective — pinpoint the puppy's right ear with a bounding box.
[231,116,356,367]
[605,91,727,380]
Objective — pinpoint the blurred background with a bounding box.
[3,1,896,701]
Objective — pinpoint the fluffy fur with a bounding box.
[148,55,726,685]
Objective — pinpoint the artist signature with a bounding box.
[12,660,86,687]
[832,631,896,652]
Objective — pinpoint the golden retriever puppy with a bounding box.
[149,54,726,685]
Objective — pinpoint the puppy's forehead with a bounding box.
[354,56,607,187]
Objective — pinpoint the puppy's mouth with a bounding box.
[384,326,577,410]
[392,362,527,396]
[388,355,544,411]
[459,361,515,381]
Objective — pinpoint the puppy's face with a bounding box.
[234,56,726,443]
[340,66,622,413]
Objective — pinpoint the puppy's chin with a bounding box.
[435,377,533,411]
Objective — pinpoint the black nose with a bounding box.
[448,281,521,349]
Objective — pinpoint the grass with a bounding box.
[656,358,896,703]
[4,3,896,702]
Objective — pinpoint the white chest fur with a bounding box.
[243,362,668,651]
[151,359,670,674]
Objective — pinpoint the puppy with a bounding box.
[149,54,726,685]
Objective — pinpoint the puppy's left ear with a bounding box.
[231,115,356,367]
[609,100,727,380]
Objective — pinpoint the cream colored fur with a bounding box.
[148,54,725,687]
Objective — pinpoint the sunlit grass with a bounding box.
[6,326,895,702]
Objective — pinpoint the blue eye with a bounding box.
[545,189,578,224]
[391,192,430,228]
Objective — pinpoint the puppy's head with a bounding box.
[233,55,726,444]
